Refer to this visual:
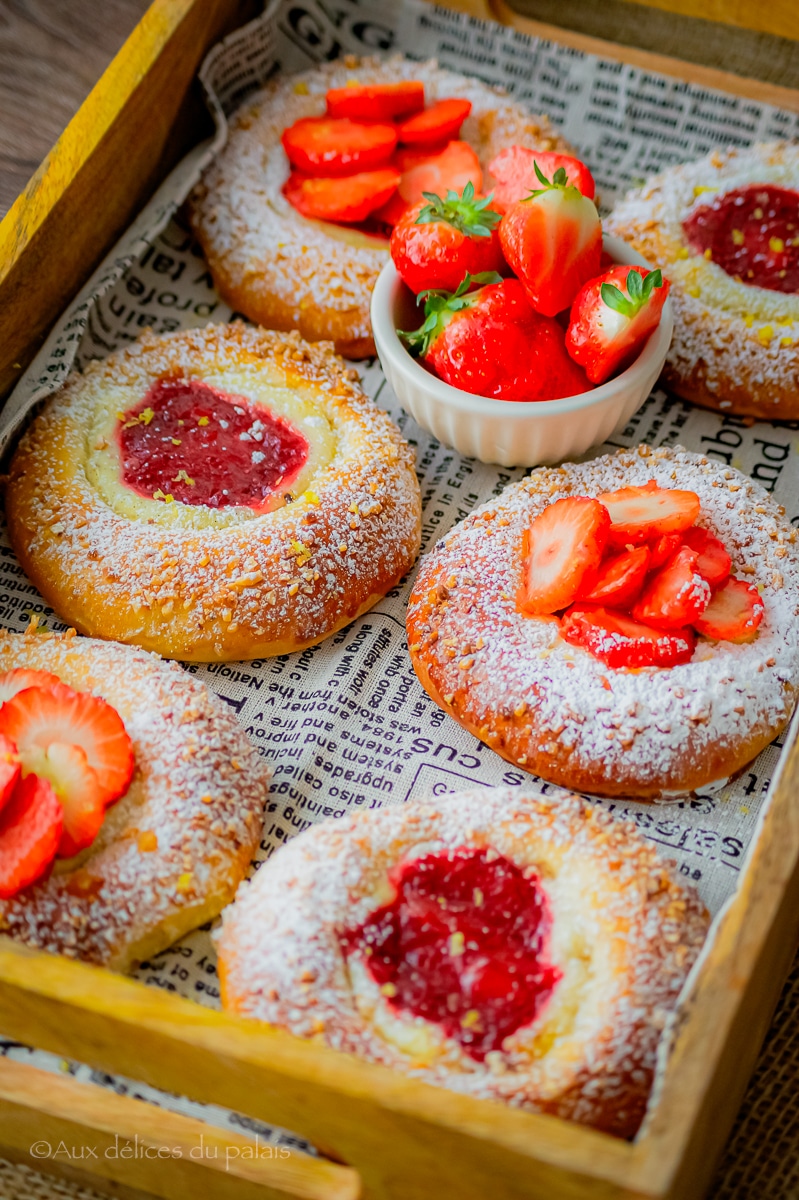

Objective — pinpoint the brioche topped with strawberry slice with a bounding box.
[190,55,571,358]
[516,478,763,669]
[0,627,266,969]
[407,445,799,799]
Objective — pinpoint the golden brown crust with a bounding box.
[0,628,267,970]
[406,446,799,800]
[217,788,710,1138]
[606,142,799,419]
[5,324,421,662]
[190,55,572,358]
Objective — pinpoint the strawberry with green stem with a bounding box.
[566,265,670,384]
[499,161,602,317]
[390,182,504,294]
[399,273,592,402]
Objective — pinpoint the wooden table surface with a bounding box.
[0,2,798,1199]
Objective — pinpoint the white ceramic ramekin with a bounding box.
[371,234,673,467]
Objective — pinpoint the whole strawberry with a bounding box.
[566,265,670,383]
[499,163,602,317]
[400,274,592,402]
[390,183,503,294]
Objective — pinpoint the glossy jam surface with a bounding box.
[682,184,799,292]
[118,378,309,509]
[343,847,561,1060]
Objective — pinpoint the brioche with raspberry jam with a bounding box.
[606,142,799,418]
[217,787,709,1138]
[5,324,421,661]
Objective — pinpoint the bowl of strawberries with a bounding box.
[371,147,673,466]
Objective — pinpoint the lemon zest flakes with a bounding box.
[743,313,755,328]
[173,469,195,486]
[176,872,193,894]
[770,236,785,254]
[449,931,465,957]
[197,416,210,426]
[693,185,717,197]
[293,80,309,95]
[731,229,745,246]
[289,540,312,567]
[304,490,320,506]
[153,489,174,503]
[461,1009,481,1029]
[676,246,689,259]
[171,437,182,446]
[757,325,774,345]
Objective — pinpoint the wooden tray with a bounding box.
[2,2,799,1197]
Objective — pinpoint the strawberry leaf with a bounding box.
[398,271,503,357]
[601,283,635,318]
[601,269,665,320]
[627,269,643,301]
[415,182,501,237]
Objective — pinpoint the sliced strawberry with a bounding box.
[632,546,712,630]
[401,275,592,401]
[390,183,503,294]
[682,526,732,589]
[0,773,62,899]
[281,117,397,175]
[561,604,696,669]
[374,189,412,227]
[488,147,596,212]
[597,481,701,546]
[581,545,650,608]
[326,80,425,121]
[694,577,764,643]
[566,265,671,384]
[516,497,610,616]
[24,741,106,859]
[0,668,62,704]
[284,168,401,223]
[393,141,451,172]
[0,683,133,807]
[397,98,472,146]
[499,162,602,316]
[649,531,683,570]
[388,140,483,225]
[0,734,20,817]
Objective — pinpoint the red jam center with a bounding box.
[682,184,799,292]
[117,378,309,509]
[343,847,561,1060]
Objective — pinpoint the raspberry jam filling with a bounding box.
[682,184,799,292]
[342,847,561,1060]
[118,378,309,509]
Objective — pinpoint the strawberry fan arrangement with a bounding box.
[517,483,764,669]
[0,670,133,897]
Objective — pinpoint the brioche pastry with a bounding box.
[217,787,709,1138]
[189,55,571,358]
[5,323,421,661]
[0,627,267,969]
[606,142,799,418]
[406,445,799,799]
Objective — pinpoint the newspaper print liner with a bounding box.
[3,0,799,1147]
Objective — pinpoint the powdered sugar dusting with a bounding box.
[606,142,799,414]
[5,324,421,661]
[217,786,709,1138]
[407,446,799,797]
[0,628,268,968]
